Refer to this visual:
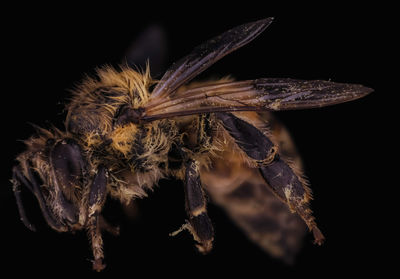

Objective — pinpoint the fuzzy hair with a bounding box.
[65,65,183,203]
[66,65,155,136]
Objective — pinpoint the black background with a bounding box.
[1,3,391,277]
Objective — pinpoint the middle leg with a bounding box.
[172,159,214,253]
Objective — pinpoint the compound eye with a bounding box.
[50,138,85,201]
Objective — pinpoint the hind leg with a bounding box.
[216,112,324,244]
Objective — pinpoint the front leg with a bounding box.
[172,159,214,253]
[216,112,325,245]
[87,165,108,272]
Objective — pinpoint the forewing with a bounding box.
[143,78,373,121]
[124,24,168,78]
[148,18,274,101]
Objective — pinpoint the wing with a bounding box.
[124,24,168,78]
[201,111,307,263]
[148,18,274,101]
[142,78,373,121]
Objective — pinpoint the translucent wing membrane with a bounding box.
[142,78,372,121]
[124,24,168,78]
[148,18,274,102]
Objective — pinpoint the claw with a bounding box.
[92,258,106,272]
[312,225,325,245]
[196,239,213,254]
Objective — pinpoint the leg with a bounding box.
[171,159,214,253]
[216,112,324,245]
[87,165,108,272]
[201,119,307,263]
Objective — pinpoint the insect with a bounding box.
[11,18,372,271]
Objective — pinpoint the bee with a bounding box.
[11,18,372,271]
